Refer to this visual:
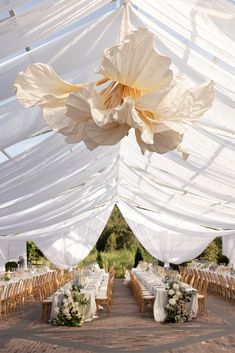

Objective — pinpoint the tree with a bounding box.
[27,241,45,263]
[105,233,117,251]
[96,205,139,251]
[199,238,222,262]
[134,247,143,268]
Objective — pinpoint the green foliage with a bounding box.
[105,233,116,251]
[134,247,143,268]
[55,288,89,327]
[27,241,45,263]
[79,248,98,269]
[5,261,18,272]
[96,252,103,269]
[96,206,139,251]
[217,255,229,265]
[199,238,222,262]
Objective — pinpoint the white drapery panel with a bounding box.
[128,3,235,135]
[33,205,113,269]
[0,0,112,60]
[0,134,119,235]
[0,238,26,271]
[223,235,235,267]
[0,0,30,12]
[118,131,235,229]
[0,6,123,101]
[118,200,234,264]
[0,99,44,150]
[0,7,124,149]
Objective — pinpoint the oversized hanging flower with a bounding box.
[14,28,214,154]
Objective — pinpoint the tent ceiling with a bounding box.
[0,0,234,266]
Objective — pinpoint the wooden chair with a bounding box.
[198,278,208,315]
[95,275,114,315]
[38,286,53,322]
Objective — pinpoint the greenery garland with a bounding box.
[164,279,197,323]
[55,284,89,327]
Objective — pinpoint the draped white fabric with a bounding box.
[0,0,235,267]
[0,7,123,101]
[0,7,124,149]
[0,0,30,12]
[0,134,119,234]
[33,205,113,269]
[223,235,235,267]
[0,238,26,271]
[0,99,44,150]
[0,0,112,60]
[118,200,234,264]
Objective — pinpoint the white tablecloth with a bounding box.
[133,269,198,322]
[50,269,106,322]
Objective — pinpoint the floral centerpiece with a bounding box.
[55,284,89,327]
[230,268,235,277]
[164,279,197,323]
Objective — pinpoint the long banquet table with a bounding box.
[133,269,198,322]
[50,269,107,322]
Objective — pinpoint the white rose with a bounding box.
[173,283,179,290]
[168,289,175,296]
[176,290,182,298]
[62,308,69,315]
[67,297,73,304]
[64,290,71,297]
[74,302,79,309]
[169,298,176,306]
[63,301,68,308]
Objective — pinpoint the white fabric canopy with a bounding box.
[0,0,112,60]
[223,235,235,267]
[0,238,26,271]
[33,205,113,269]
[118,200,233,265]
[0,0,31,12]
[0,0,234,267]
[0,7,124,149]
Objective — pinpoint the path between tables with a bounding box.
[0,279,234,353]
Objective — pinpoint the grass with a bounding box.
[79,248,154,278]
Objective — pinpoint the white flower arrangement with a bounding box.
[165,279,196,323]
[55,284,89,327]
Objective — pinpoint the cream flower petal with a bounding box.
[135,129,183,154]
[91,92,155,145]
[66,83,95,122]
[135,85,173,113]
[14,63,80,108]
[97,28,173,92]
[66,85,130,149]
[83,121,130,147]
[152,76,194,122]
[191,81,214,120]
[65,129,98,149]
[135,77,213,140]
[66,121,129,149]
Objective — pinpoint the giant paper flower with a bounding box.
[14,28,214,154]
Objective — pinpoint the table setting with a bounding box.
[132,268,198,323]
[50,268,106,326]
